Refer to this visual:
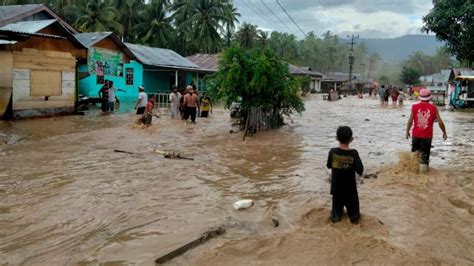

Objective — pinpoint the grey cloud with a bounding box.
[244,0,428,15]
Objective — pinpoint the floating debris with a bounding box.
[155,226,225,264]
[233,199,254,210]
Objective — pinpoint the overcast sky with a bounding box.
[234,0,434,39]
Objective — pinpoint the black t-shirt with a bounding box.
[326,148,364,195]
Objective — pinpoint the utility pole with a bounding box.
[366,56,378,81]
[347,34,359,94]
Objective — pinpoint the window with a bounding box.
[31,70,61,96]
[97,75,105,85]
[126,68,134,85]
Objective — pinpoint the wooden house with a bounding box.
[0,19,86,118]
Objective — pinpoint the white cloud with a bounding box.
[234,0,433,39]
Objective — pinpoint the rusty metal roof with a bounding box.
[186,53,219,72]
[126,43,200,71]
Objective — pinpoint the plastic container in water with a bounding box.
[233,199,254,210]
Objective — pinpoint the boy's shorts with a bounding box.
[412,137,432,165]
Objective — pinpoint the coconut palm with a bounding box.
[75,0,122,33]
[170,0,196,54]
[115,0,145,42]
[135,0,174,48]
[222,1,240,47]
[178,0,226,54]
[237,22,258,49]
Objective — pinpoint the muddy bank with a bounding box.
[0,95,473,265]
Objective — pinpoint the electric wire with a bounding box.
[241,0,274,29]
[260,0,295,33]
[275,0,307,37]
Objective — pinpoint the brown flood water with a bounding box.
[0,95,473,265]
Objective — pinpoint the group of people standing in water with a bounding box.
[377,85,405,105]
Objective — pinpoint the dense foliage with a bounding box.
[208,46,304,128]
[3,0,240,55]
[399,67,421,86]
[402,47,455,76]
[423,0,474,67]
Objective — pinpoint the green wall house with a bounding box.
[125,43,201,94]
[75,32,143,102]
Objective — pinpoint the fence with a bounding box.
[153,93,171,108]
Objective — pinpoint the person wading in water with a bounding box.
[406,88,448,172]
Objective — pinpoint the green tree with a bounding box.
[178,0,226,54]
[236,22,258,49]
[75,0,122,33]
[399,67,421,85]
[423,0,474,66]
[116,0,144,42]
[222,0,240,47]
[209,46,304,128]
[267,31,298,63]
[379,75,391,85]
[135,0,174,48]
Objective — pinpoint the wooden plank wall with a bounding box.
[0,51,13,117]
[12,48,76,111]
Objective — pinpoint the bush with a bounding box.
[208,46,305,128]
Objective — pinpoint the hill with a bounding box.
[360,34,444,63]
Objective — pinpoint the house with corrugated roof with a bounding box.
[126,43,201,94]
[288,64,323,93]
[0,5,87,118]
[186,53,324,93]
[74,32,142,101]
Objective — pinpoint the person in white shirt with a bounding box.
[169,85,181,119]
[107,80,125,112]
[135,86,148,115]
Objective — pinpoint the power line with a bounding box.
[242,0,274,29]
[260,0,294,34]
[275,0,307,37]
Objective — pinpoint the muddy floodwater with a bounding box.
[0,95,473,265]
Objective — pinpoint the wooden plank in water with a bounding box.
[155,227,225,265]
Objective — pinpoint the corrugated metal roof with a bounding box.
[0,4,44,25]
[0,19,56,33]
[74,32,113,48]
[323,72,360,82]
[289,64,323,77]
[186,53,219,72]
[126,43,200,70]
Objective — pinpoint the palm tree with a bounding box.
[75,0,122,33]
[170,0,196,54]
[178,0,226,54]
[116,0,144,42]
[237,22,258,49]
[222,0,240,47]
[135,0,174,48]
[257,30,269,48]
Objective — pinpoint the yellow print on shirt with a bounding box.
[332,154,354,169]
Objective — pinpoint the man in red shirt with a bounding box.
[406,88,447,172]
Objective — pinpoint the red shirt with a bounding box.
[146,101,154,112]
[412,102,437,138]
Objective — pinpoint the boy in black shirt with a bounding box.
[326,126,364,224]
